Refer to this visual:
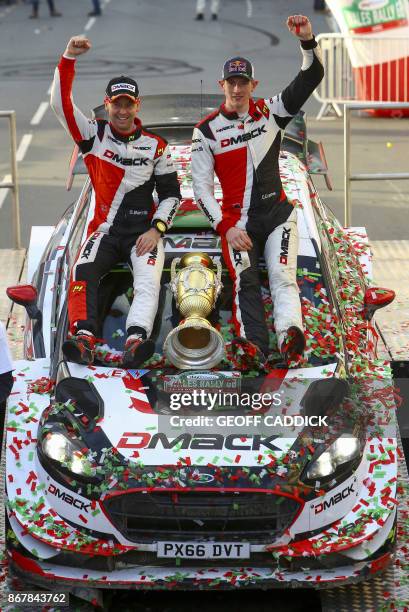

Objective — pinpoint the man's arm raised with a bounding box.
[265,15,324,125]
[50,36,97,144]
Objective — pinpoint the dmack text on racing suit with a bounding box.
[51,45,181,365]
[191,34,324,362]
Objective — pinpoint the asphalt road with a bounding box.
[0,0,408,248]
[0,3,330,608]
[0,0,333,249]
[0,3,408,609]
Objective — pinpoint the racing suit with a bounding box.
[51,56,181,337]
[191,38,324,355]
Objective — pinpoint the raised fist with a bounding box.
[64,36,92,58]
[286,15,313,41]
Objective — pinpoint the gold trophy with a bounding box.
[164,252,225,369]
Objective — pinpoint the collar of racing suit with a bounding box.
[108,117,143,143]
[219,98,263,122]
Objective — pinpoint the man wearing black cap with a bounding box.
[51,36,181,368]
[191,15,324,368]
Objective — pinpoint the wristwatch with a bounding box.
[151,219,167,236]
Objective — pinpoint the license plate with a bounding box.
[157,541,250,559]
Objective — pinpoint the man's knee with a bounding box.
[72,261,96,283]
[238,267,261,291]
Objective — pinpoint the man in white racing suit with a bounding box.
[51,36,181,367]
[191,15,324,367]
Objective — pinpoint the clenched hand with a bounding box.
[286,15,313,41]
[64,36,92,58]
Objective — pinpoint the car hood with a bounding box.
[64,362,339,469]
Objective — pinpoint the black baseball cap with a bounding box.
[105,76,139,101]
[222,57,254,81]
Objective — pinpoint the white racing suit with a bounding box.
[191,38,324,354]
[51,56,181,337]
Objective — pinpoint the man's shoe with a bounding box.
[211,13,218,20]
[195,13,204,20]
[280,326,306,364]
[230,337,265,370]
[122,335,155,369]
[62,331,96,365]
[50,10,62,16]
[88,10,102,16]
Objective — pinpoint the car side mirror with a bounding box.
[7,284,42,322]
[363,287,395,321]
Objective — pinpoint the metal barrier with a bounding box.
[344,101,409,227]
[0,111,21,249]
[315,34,409,119]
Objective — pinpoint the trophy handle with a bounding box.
[214,258,223,299]
[170,257,181,293]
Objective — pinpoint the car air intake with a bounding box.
[103,491,300,544]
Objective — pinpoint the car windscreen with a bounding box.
[94,242,340,370]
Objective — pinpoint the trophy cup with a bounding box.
[164,252,225,369]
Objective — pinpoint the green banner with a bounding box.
[341,0,407,31]
[342,0,407,30]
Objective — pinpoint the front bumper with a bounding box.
[9,546,395,590]
[7,504,396,591]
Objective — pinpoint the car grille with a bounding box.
[103,491,300,544]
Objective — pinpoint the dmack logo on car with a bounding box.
[313,483,355,514]
[221,125,267,148]
[163,236,222,251]
[117,432,281,451]
[48,484,91,513]
[103,149,149,166]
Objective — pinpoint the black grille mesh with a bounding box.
[103,491,300,544]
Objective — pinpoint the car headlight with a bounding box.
[42,429,96,478]
[305,435,360,480]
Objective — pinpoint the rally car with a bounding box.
[5,95,399,595]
